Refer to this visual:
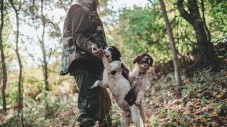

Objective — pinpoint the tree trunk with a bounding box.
[9,0,23,124]
[0,0,7,115]
[177,0,219,68]
[40,0,49,118]
[159,0,182,91]
[40,0,49,92]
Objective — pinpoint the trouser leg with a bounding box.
[74,70,112,127]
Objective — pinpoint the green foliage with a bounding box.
[201,97,207,104]
[0,116,21,127]
[118,4,172,64]
[2,83,19,108]
[111,0,226,65]
[115,1,197,64]
[182,83,196,97]
[23,76,43,99]
[207,0,227,42]
[111,103,121,126]
[149,116,159,127]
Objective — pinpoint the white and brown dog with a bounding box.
[129,53,153,126]
[91,46,142,127]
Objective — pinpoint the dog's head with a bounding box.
[133,53,153,71]
[104,46,121,62]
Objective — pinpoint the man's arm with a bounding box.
[69,4,95,54]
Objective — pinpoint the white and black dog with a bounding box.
[129,53,153,126]
[91,46,142,127]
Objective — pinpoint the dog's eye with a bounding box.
[111,71,116,75]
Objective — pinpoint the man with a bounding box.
[60,0,112,127]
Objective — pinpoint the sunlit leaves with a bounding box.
[118,4,173,64]
[207,0,227,42]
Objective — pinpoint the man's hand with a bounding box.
[92,45,103,58]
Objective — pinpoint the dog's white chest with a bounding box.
[103,61,131,95]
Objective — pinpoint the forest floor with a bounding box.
[144,67,227,127]
[0,66,226,127]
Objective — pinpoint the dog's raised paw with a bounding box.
[90,81,100,89]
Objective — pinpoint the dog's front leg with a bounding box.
[135,91,145,106]
[90,80,101,89]
[121,111,131,127]
[90,80,109,89]
[101,56,110,69]
[146,81,151,91]
[130,105,141,127]
[98,81,109,88]
[139,104,146,126]
[122,62,130,78]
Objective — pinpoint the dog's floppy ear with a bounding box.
[149,56,153,66]
[133,55,140,64]
[111,46,121,61]
[147,54,153,66]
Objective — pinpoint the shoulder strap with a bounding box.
[76,3,90,14]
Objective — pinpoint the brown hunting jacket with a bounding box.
[60,0,107,75]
